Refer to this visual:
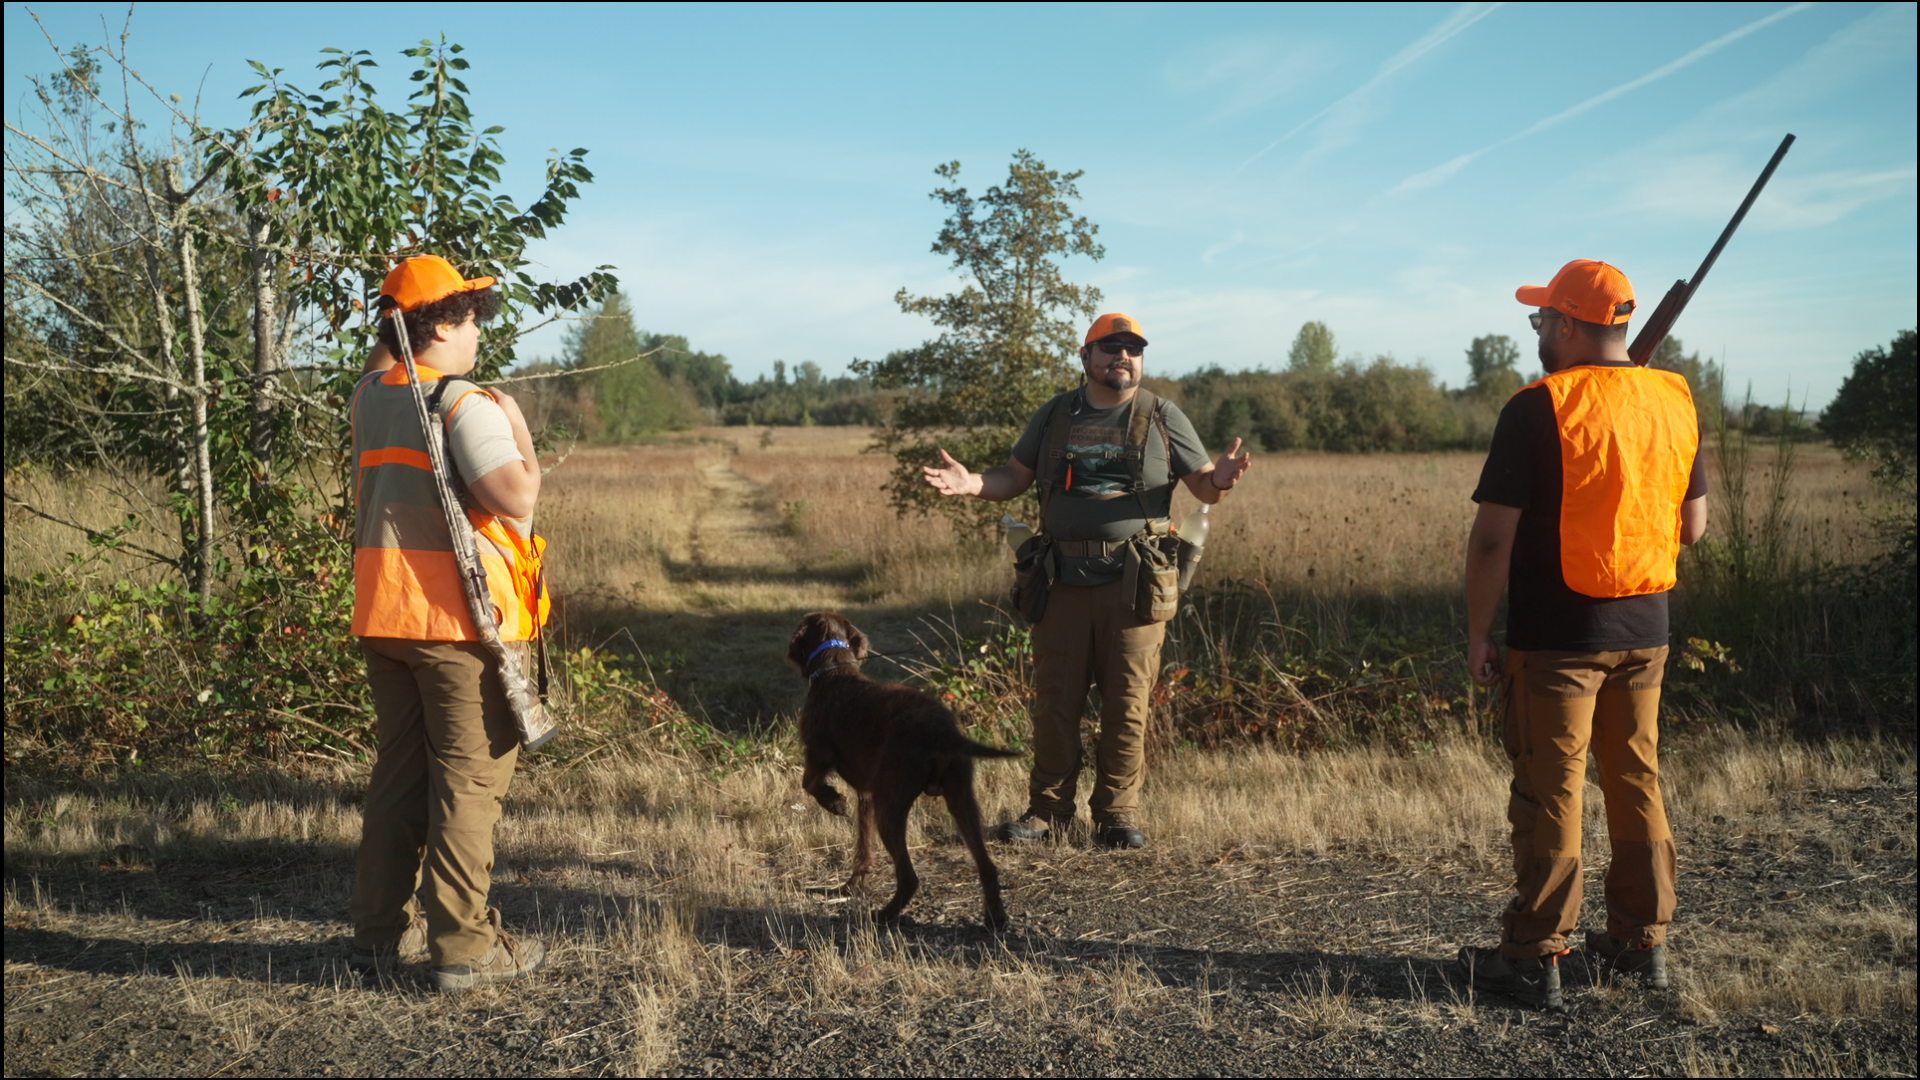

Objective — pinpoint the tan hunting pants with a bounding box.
[350,638,520,966]
[1500,646,1677,958]
[1028,580,1165,825]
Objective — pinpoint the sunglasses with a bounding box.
[1095,340,1145,357]
[1527,310,1562,331]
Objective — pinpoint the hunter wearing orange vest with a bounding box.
[1453,259,1708,1011]
[347,255,548,991]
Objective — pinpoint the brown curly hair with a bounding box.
[378,287,500,353]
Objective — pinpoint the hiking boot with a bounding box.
[429,907,546,993]
[349,909,427,974]
[1585,931,1670,990]
[1094,816,1146,850]
[1453,945,1565,1013]
[995,812,1062,842]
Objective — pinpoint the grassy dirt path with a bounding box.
[570,452,938,727]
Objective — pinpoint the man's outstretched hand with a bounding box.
[1211,437,1252,489]
[921,449,980,498]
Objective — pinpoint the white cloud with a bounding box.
[1201,233,1247,265]
[1619,157,1917,231]
[1235,2,1504,174]
[1162,35,1339,122]
[1389,2,1816,196]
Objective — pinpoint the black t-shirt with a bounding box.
[1472,363,1707,651]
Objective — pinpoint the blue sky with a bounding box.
[7,2,1915,408]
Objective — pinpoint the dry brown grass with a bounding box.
[7,726,1908,1031]
[5,426,1911,1076]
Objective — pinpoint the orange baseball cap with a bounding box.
[379,254,495,314]
[1515,259,1636,325]
[1085,312,1148,345]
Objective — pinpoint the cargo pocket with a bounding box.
[1500,649,1525,763]
[1010,534,1054,626]
[1126,537,1179,624]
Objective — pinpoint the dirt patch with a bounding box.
[7,778,1912,1077]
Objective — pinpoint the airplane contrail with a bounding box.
[1233,1,1504,175]
[1391,1,1816,195]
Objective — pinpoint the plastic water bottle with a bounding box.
[1175,503,1211,547]
[1003,515,1033,554]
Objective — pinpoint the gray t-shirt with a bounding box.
[1012,391,1209,586]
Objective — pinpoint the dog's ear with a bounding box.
[787,616,819,672]
[846,624,871,660]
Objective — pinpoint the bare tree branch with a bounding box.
[3,491,179,566]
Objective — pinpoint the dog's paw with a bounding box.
[984,905,1011,933]
[810,787,848,816]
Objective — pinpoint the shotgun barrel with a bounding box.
[1629,134,1795,366]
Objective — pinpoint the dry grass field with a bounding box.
[5,427,1914,1077]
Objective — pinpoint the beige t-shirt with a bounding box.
[446,390,524,484]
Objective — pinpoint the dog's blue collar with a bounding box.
[806,639,850,664]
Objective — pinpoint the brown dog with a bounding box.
[786,612,1017,930]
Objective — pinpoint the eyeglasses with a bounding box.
[1095,341,1145,357]
[1528,310,1562,331]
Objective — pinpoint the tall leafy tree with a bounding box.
[1286,321,1337,373]
[564,294,697,440]
[855,150,1104,528]
[1650,336,1725,434]
[1464,333,1523,400]
[215,39,618,371]
[1821,329,1916,488]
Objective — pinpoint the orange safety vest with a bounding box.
[349,364,549,641]
[1528,364,1698,598]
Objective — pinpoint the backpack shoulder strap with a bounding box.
[1033,390,1080,528]
[1124,388,1167,522]
[429,376,489,421]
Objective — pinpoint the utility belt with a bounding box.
[1010,522,1203,627]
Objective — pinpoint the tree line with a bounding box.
[507,292,898,438]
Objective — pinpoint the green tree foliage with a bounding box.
[1649,336,1725,435]
[217,39,617,378]
[1820,329,1916,488]
[1164,358,1468,454]
[650,333,734,410]
[1286,321,1337,373]
[4,31,620,762]
[1464,334,1523,400]
[558,294,700,440]
[854,151,1104,528]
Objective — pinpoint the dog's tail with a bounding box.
[944,731,1021,760]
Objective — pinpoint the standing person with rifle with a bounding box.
[1453,259,1709,1011]
[348,255,550,991]
[1454,136,1790,1012]
[921,313,1251,849]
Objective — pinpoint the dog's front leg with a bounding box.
[845,793,876,894]
[802,754,848,817]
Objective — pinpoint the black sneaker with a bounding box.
[1094,817,1145,849]
[1454,945,1565,1012]
[1585,931,1670,989]
[995,812,1063,842]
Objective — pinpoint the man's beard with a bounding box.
[1536,336,1557,368]
[1096,362,1137,390]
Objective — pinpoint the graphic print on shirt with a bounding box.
[1063,416,1134,498]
